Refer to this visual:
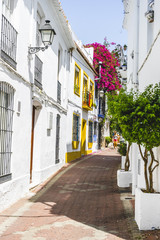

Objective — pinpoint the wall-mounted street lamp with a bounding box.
[28,20,56,54]
[99,90,104,98]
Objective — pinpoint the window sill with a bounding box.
[0,173,12,184]
[72,141,79,149]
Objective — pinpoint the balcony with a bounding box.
[57,81,61,104]
[34,55,43,89]
[82,91,93,111]
[1,15,17,69]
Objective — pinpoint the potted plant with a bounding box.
[107,90,137,187]
[122,62,127,71]
[131,83,160,230]
[118,141,127,169]
[123,44,127,51]
[105,136,111,147]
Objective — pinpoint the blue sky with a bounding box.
[60,0,127,48]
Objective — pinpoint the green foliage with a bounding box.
[105,136,112,146]
[107,83,160,192]
[107,89,137,144]
[132,83,160,150]
[117,142,127,156]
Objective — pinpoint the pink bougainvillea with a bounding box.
[85,42,122,92]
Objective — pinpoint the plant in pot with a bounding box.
[107,89,137,187]
[107,89,136,170]
[123,44,127,51]
[105,136,112,147]
[131,83,160,230]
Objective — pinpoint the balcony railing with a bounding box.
[34,55,43,89]
[82,91,93,111]
[57,81,61,104]
[1,15,17,69]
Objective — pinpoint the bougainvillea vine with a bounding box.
[85,41,122,92]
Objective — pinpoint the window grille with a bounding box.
[34,55,43,89]
[1,15,17,69]
[57,81,61,104]
[57,49,61,81]
[55,114,60,164]
[94,122,97,135]
[0,82,15,181]
[88,121,93,143]
[72,114,79,141]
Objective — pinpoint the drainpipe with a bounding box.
[132,0,139,195]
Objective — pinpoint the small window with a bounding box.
[90,80,94,94]
[83,73,88,92]
[72,114,80,141]
[88,121,93,143]
[74,63,81,96]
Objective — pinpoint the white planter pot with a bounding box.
[117,169,132,188]
[121,156,126,170]
[135,188,160,230]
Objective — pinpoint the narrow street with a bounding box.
[0,149,157,240]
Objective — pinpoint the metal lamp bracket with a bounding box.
[28,46,48,54]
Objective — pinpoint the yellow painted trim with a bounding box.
[72,141,79,149]
[74,62,81,96]
[65,149,93,163]
[90,79,94,98]
[81,118,86,155]
[88,120,93,146]
[65,151,81,163]
[83,71,89,92]
[86,150,92,155]
[88,142,93,149]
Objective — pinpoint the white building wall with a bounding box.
[0,0,75,211]
[123,0,160,194]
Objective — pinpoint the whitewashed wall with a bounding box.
[124,0,160,194]
[0,0,74,211]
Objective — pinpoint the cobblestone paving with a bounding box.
[0,149,160,239]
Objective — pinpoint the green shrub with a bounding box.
[118,142,127,156]
[105,136,112,146]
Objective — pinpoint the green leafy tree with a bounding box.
[107,89,137,171]
[108,83,160,192]
[132,83,160,193]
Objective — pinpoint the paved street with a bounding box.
[0,149,159,240]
